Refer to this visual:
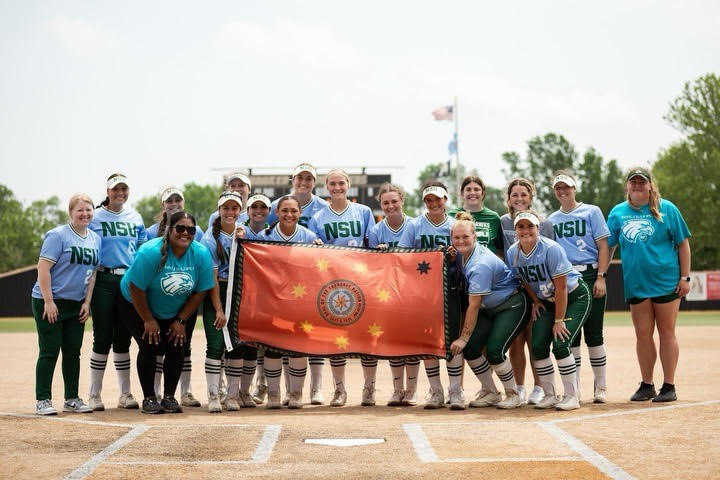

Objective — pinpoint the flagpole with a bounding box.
[454,96,460,192]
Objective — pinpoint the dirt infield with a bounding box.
[2,326,719,479]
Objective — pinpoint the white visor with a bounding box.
[226,171,252,189]
[217,191,243,208]
[161,187,184,203]
[246,194,271,209]
[514,211,540,227]
[292,163,317,179]
[107,175,129,189]
[552,174,576,188]
[422,186,449,200]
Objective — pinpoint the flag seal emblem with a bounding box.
[316,279,365,326]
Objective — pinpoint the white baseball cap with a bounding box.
[246,193,271,209]
[292,163,317,179]
[107,174,129,189]
[422,185,449,200]
[217,191,244,208]
[552,174,576,188]
[514,211,540,227]
[161,186,184,203]
[225,170,252,189]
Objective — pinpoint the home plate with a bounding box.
[304,438,386,447]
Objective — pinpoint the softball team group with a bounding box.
[31,163,691,416]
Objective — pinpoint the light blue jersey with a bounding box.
[398,214,455,248]
[90,207,146,268]
[308,202,374,246]
[607,199,690,300]
[200,230,235,280]
[507,236,580,301]
[266,224,318,244]
[368,215,412,248]
[32,225,102,302]
[208,211,249,231]
[146,222,204,242]
[268,194,329,228]
[548,203,609,265]
[120,237,215,319]
[500,213,555,262]
[242,222,269,241]
[461,244,520,309]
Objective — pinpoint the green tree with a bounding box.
[664,73,720,151]
[133,182,221,229]
[575,148,625,218]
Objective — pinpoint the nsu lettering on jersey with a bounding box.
[553,220,587,238]
[69,247,100,266]
[517,264,549,283]
[100,221,138,237]
[420,235,451,248]
[324,221,362,240]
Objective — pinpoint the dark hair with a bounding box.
[157,211,169,237]
[460,175,486,200]
[266,195,301,235]
[212,215,227,264]
[98,172,126,208]
[159,211,196,270]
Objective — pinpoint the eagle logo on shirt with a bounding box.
[161,272,194,296]
[621,219,655,243]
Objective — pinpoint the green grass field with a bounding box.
[1,311,719,333]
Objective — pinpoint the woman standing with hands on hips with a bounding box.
[119,211,215,414]
[607,167,690,403]
[33,194,101,415]
[507,210,590,411]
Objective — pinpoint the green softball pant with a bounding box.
[531,280,591,361]
[463,291,530,364]
[571,268,606,348]
[203,281,255,361]
[90,271,132,354]
[33,297,85,401]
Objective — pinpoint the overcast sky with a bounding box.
[1,1,719,208]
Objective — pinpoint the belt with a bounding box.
[98,266,127,275]
[573,263,598,272]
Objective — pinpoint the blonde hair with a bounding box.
[68,193,94,214]
[506,178,536,218]
[376,182,405,202]
[325,168,351,185]
[452,211,475,234]
[625,166,663,221]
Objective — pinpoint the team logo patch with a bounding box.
[161,272,194,296]
[316,279,365,326]
[621,219,655,243]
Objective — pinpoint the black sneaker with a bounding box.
[652,383,677,403]
[630,382,656,401]
[142,396,165,414]
[160,395,183,413]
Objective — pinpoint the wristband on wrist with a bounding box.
[175,316,186,325]
[597,271,608,278]
[554,318,570,324]
[680,276,691,282]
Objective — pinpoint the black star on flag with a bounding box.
[416,260,431,275]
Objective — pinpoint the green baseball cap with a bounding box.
[626,167,652,182]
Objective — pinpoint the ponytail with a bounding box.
[265,220,279,236]
[212,215,227,264]
[158,211,169,237]
[96,196,109,209]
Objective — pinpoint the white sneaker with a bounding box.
[310,389,324,405]
[63,397,93,413]
[497,391,523,410]
[239,392,257,408]
[252,384,267,404]
[224,396,241,411]
[593,386,608,404]
[528,385,545,405]
[181,392,201,407]
[387,390,404,406]
[282,392,290,407]
[469,390,501,408]
[88,394,105,411]
[330,389,347,407]
[361,387,376,406]
[288,392,303,409]
[36,399,57,416]
[208,394,222,413]
[266,392,282,409]
[516,386,527,404]
[449,388,465,410]
[556,394,580,411]
[402,389,418,406]
[424,388,445,409]
[534,394,560,409]
[117,392,139,409]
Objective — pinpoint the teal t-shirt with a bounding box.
[607,199,691,301]
[120,237,215,319]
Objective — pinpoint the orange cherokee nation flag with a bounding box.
[226,241,450,359]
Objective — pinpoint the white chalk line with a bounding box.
[403,424,438,463]
[65,424,150,480]
[548,399,720,424]
[0,411,134,428]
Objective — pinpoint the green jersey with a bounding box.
[448,206,503,252]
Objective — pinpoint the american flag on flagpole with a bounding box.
[432,105,454,121]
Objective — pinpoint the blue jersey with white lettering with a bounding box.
[207,211,249,231]
[368,215,413,248]
[265,224,318,244]
[548,203,609,265]
[90,207,146,268]
[146,222,204,242]
[607,199,690,300]
[461,244,520,309]
[32,225,102,302]
[120,237,215,319]
[398,214,455,248]
[268,194,329,228]
[308,202,374,246]
[507,236,580,300]
[200,230,235,280]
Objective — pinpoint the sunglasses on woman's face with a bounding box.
[173,224,197,235]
